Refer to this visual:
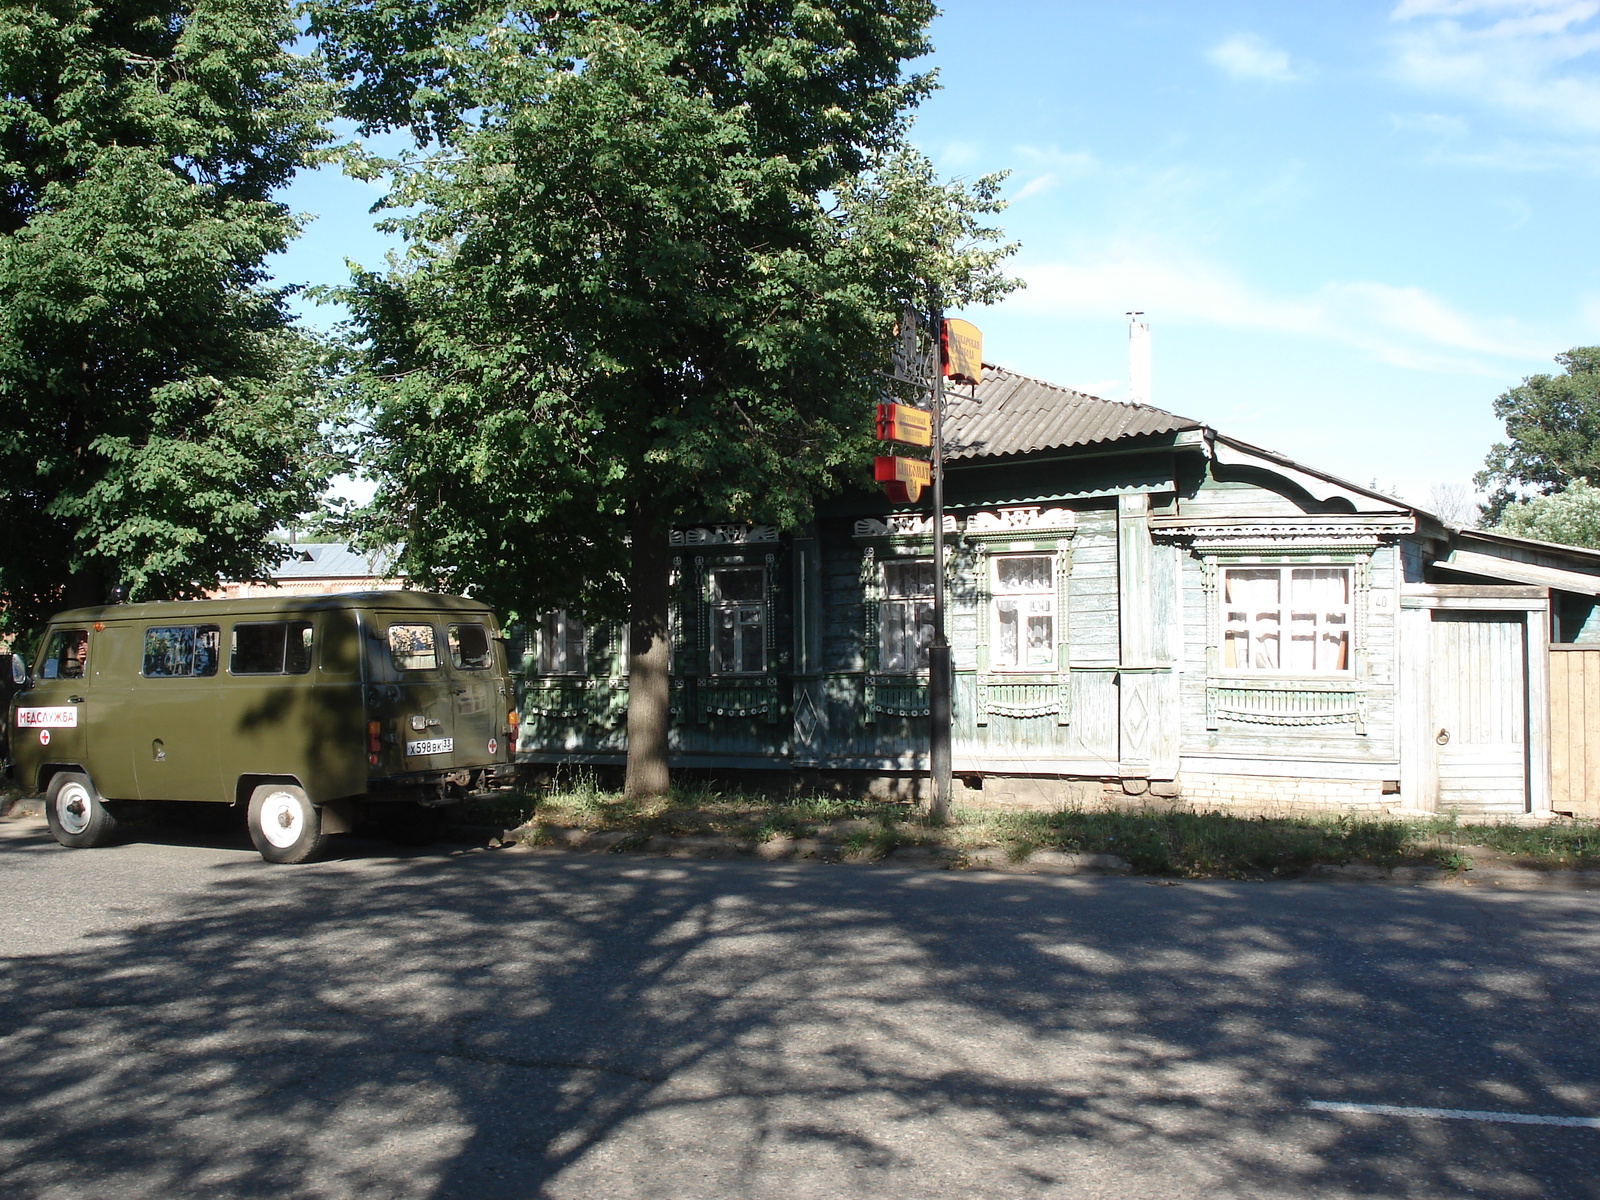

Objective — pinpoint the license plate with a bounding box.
[405,737,454,757]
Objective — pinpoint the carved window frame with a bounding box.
[1199,542,1375,735]
[670,525,783,722]
[960,508,1076,726]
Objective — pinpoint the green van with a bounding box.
[8,592,520,862]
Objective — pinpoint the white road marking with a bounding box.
[1309,1101,1600,1129]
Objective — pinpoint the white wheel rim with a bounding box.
[55,783,92,836]
[259,792,305,849]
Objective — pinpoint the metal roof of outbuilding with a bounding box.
[943,364,1202,460]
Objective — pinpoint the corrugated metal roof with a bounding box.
[269,542,400,580]
[943,364,1202,460]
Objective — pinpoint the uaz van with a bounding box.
[8,592,520,862]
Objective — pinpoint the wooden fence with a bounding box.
[1549,645,1600,817]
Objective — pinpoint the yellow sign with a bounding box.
[942,318,982,385]
[876,402,933,447]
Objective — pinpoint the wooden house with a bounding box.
[514,365,1600,819]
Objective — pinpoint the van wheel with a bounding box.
[45,772,119,849]
[247,784,324,864]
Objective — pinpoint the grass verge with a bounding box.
[454,774,1600,878]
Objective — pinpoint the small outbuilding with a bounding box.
[515,365,1600,819]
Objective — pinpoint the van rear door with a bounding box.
[445,619,504,764]
[374,617,459,772]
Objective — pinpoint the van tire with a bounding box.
[247,784,324,864]
[45,772,118,849]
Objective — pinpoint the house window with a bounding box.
[991,554,1056,670]
[710,566,765,675]
[1221,566,1351,673]
[535,611,585,674]
[880,559,935,673]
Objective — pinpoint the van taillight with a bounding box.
[367,720,382,765]
[508,710,520,732]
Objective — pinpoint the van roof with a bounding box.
[46,591,499,625]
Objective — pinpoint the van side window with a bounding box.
[388,624,438,671]
[38,629,89,680]
[231,621,315,675]
[448,623,492,670]
[143,626,221,678]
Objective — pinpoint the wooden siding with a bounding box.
[1550,645,1600,817]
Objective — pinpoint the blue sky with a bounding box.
[269,0,1600,505]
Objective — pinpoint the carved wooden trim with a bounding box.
[1205,678,1368,735]
[671,525,779,546]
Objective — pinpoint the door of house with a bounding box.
[1549,645,1600,817]
[1430,611,1528,815]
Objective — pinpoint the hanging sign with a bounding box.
[874,455,932,503]
[875,402,933,448]
[941,318,983,385]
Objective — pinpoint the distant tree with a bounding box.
[1426,483,1481,528]
[1491,481,1600,549]
[310,0,1019,797]
[1477,347,1600,521]
[0,0,336,633]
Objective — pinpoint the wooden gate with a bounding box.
[1550,645,1600,817]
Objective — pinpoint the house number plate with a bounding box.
[405,737,454,757]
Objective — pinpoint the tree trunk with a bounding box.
[624,500,672,800]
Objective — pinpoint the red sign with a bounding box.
[875,455,932,503]
[876,402,933,448]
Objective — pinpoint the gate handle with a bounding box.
[1436,728,1450,746]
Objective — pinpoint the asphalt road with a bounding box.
[2,814,1599,1199]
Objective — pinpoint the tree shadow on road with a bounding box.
[1,833,1597,1198]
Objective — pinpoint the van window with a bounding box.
[38,629,88,680]
[388,624,437,671]
[449,623,492,670]
[231,621,315,675]
[143,626,221,678]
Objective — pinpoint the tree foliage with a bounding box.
[0,0,335,631]
[314,0,1019,620]
[1477,347,1600,521]
[1492,481,1600,550]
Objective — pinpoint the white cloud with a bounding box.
[1390,0,1600,131]
[1012,173,1060,202]
[937,141,984,169]
[1207,33,1302,82]
[1389,110,1473,135]
[1003,245,1553,373]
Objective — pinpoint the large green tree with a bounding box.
[0,0,335,632]
[1478,347,1600,522]
[314,1,1018,796]
[1493,480,1600,549]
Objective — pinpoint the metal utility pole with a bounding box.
[927,295,952,823]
